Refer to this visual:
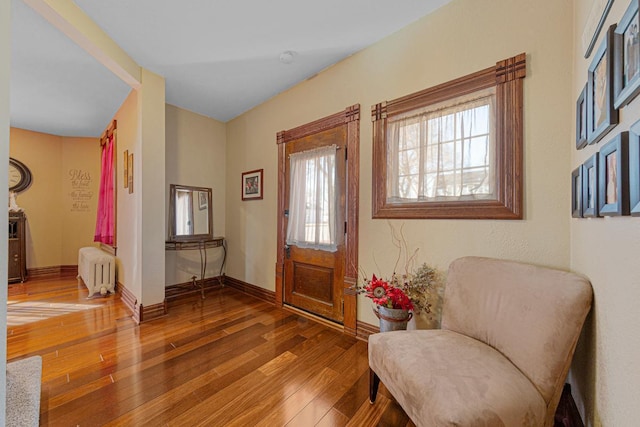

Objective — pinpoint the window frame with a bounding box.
[371,53,526,219]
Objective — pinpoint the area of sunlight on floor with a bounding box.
[7,300,102,326]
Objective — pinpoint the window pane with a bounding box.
[387,90,495,203]
[437,114,456,142]
[398,175,418,199]
[399,148,419,175]
[286,145,337,251]
[464,135,489,168]
[461,166,490,195]
[440,141,456,171]
[426,144,439,170]
[399,122,420,150]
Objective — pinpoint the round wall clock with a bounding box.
[9,157,32,193]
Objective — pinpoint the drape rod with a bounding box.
[100,120,117,146]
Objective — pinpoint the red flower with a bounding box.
[365,275,388,300]
[360,274,415,311]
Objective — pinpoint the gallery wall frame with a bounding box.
[584,0,616,58]
[572,166,584,218]
[629,119,640,214]
[582,153,600,217]
[614,0,640,108]
[588,24,619,145]
[242,169,263,201]
[598,132,629,215]
[576,85,589,149]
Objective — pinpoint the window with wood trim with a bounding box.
[372,53,526,219]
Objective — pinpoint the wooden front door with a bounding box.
[283,126,346,323]
[276,105,360,335]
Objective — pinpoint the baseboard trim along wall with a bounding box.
[356,320,379,341]
[165,277,224,302]
[224,276,276,305]
[117,281,137,321]
[27,265,77,279]
[117,281,168,323]
[139,301,168,323]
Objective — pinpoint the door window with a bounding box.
[286,144,338,252]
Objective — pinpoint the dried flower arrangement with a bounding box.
[358,222,445,325]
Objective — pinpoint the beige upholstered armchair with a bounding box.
[368,257,593,427]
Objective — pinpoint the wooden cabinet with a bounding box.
[8,212,26,283]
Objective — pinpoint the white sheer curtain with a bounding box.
[387,87,496,203]
[286,144,338,252]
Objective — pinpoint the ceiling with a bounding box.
[11,0,451,137]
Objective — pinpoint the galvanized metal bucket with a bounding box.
[374,306,413,332]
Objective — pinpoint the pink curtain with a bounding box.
[94,134,115,245]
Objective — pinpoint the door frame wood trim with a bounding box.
[275,104,360,337]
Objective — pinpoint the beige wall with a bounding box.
[165,104,227,286]
[226,0,574,325]
[9,128,99,269]
[113,70,166,306]
[114,89,139,297]
[10,128,62,268]
[138,68,166,306]
[571,1,640,425]
[61,136,101,264]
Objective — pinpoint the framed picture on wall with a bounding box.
[614,0,640,108]
[123,150,129,188]
[588,24,619,145]
[582,153,600,217]
[128,153,134,194]
[598,132,629,216]
[630,119,640,215]
[199,191,208,210]
[242,169,263,201]
[572,166,584,218]
[583,0,615,58]
[576,85,588,149]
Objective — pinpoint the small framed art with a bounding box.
[614,0,640,108]
[630,118,640,215]
[582,153,600,217]
[588,24,619,145]
[123,150,129,188]
[242,169,263,201]
[598,132,629,216]
[128,153,134,194]
[199,191,208,210]
[576,85,588,149]
[572,165,584,218]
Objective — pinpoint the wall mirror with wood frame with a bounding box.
[168,184,213,242]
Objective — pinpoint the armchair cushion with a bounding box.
[369,330,546,426]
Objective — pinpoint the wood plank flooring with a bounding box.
[7,277,414,426]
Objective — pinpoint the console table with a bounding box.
[165,237,226,299]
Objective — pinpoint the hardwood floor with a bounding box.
[7,277,414,426]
